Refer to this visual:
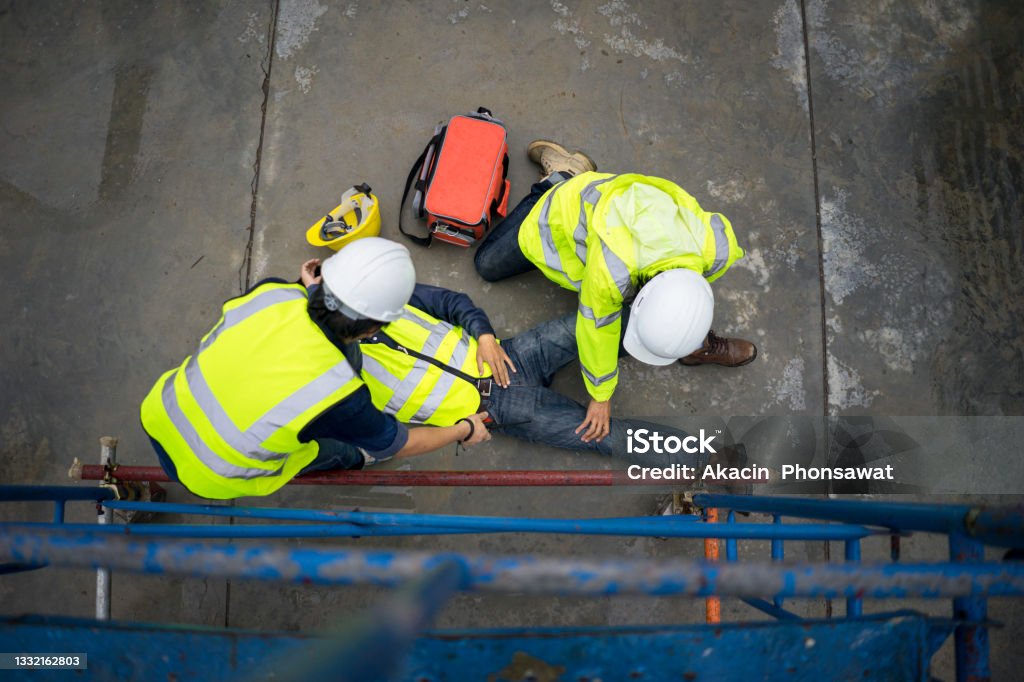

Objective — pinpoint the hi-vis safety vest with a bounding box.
[518,172,744,402]
[360,305,490,426]
[140,282,364,499]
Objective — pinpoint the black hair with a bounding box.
[307,285,384,341]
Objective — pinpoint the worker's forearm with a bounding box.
[394,422,471,458]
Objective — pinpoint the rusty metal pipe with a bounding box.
[76,465,631,487]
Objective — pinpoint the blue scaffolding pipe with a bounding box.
[0,485,116,574]
[694,494,1024,548]
[967,505,1024,546]
[740,598,802,621]
[3,522,478,539]
[770,515,785,561]
[95,502,876,540]
[771,515,785,609]
[949,533,991,681]
[3,526,1024,599]
[846,539,864,617]
[725,510,738,561]
[3,517,877,541]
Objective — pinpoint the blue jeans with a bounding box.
[474,177,559,282]
[149,436,362,481]
[298,439,364,474]
[486,314,705,468]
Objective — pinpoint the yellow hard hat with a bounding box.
[306,183,381,250]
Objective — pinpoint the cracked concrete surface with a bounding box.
[1,0,1022,678]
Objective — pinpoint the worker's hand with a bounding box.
[575,399,611,443]
[476,334,516,388]
[300,258,322,287]
[460,412,492,446]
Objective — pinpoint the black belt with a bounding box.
[476,378,494,399]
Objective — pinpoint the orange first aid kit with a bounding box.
[399,108,510,248]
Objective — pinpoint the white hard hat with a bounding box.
[623,269,713,366]
[319,237,416,322]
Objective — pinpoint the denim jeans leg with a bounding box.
[491,385,704,470]
[149,437,180,482]
[298,439,364,475]
[474,178,559,282]
[500,308,634,391]
[499,313,578,387]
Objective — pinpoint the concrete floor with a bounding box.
[1,0,1022,679]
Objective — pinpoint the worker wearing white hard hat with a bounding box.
[141,237,490,500]
[318,237,414,322]
[623,269,717,366]
[475,141,757,443]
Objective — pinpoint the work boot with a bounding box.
[527,139,597,178]
[679,330,757,367]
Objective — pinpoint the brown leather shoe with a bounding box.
[679,330,757,367]
[527,139,597,178]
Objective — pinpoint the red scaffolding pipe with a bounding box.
[76,465,643,487]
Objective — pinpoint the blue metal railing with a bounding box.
[3,483,1022,681]
[4,523,1024,599]
[692,492,1019,681]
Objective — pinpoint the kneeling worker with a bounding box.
[474,142,757,443]
[140,238,490,500]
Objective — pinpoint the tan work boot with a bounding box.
[527,139,597,178]
[680,330,757,367]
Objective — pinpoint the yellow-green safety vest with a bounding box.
[140,282,364,499]
[360,305,490,426]
[518,172,744,401]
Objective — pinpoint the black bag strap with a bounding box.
[365,330,480,385]
[496,152,510,205]
[398,136,438,247]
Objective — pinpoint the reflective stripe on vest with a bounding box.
[574,177,613,263]
[582,176,635,301]
[179,351,362,466]
[578,302,622,328]
[600,242,635,301]
[581,364,618,387]
[159,372,280,479]
[199,286,303,352]
[360,306,481,426]
[361,339,470,424]
[528,173,741,290]
[537,175,636,301]
[538,190,582,290]
[706,214,730,278]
